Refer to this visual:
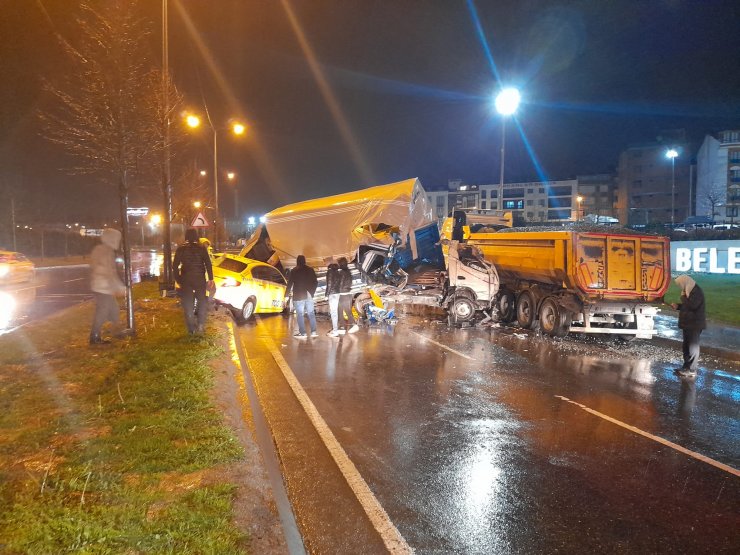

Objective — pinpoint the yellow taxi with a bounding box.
[212,254,286,322]
[0,250,35,286]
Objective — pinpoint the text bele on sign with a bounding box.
[670,240,740,274]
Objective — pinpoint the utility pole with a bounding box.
[11,195,17,251]
[161,0,174,291]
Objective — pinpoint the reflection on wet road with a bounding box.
[0,250,161,334]
[241,314,740,553]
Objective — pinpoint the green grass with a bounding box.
[664,273,740,326]
[0,284,248,554]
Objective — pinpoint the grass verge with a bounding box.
[0,283,247,554]
[664,273,740,326]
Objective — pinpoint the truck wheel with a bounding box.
[354,293,373,321]
[450,296,476,323]
[498,292,515,322]
[540,298,570,337]
[516,291,536,329]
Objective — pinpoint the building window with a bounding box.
[527,188,534,194]
[633,180,642,188]
[481,201,487,209]
[526,200,533,206]
[526,211,534,218]
[538,211,545,219]
[728,206,738,217]
[548,197,571,208]
[549,186,572,196]
[730,151,740,163]
[503,188,524,199]
[539,188,545,194]
[537,199,545,206]
[548,209,571,220]
[481,190,487,198]
[504,200,524,210]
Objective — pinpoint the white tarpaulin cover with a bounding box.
[260,178,433,267]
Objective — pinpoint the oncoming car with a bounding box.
[0,251,35,285]
[212,254,286,322]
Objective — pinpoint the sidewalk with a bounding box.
[655,312,740,361]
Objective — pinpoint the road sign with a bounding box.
[191,212,210,228]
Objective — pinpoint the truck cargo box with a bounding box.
[465,230,670,302]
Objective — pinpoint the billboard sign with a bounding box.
[670,240,740,274]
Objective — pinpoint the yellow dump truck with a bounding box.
[451,225,670,338]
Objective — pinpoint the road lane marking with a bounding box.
[409,330,477,361]
[62,277,86,283]
[228,323,306,555]
[261,334,413,554]
[555,395,740,478]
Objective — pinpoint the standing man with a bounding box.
[325,257,341,337]
[337,257,359,334]
[285,254,318,338]
[173,228,214,335]
[89,228,126,344]
[671,275,706,378]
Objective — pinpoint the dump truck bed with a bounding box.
[466,230,670,302]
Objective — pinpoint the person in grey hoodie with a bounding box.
[89,228,126,344]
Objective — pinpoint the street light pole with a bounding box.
[494,87,521,211]
[161,0,174,290]
[666,148,679,227]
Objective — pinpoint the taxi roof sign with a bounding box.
[191,212,210,228]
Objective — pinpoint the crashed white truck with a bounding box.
[237,178,500,321]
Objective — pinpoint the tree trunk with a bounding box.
[119,175,136,333]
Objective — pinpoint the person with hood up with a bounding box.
[670,275,706,378]
[284,254,318,338]
[173,228,214,335]
[89,228,126,344]
[337,257,359,334]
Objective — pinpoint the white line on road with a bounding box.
[261,334,413,554]
[409,330,477,361]
[555,395,740,478]
[62,277,86,283]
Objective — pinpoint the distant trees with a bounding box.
[40,1,184,330]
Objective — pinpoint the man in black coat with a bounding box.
[173,228,214,335]
[670,275,706,378]
[285,254,318,338]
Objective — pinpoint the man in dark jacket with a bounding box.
[325,258,341,336]
[173,228,214,335]
[670,275,706,378]
[285,254,318,338]
[337,257,359,334]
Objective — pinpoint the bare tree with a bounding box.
[40,1,164,332]
[703,182,726,221]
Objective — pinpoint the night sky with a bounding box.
[1,0,740,223]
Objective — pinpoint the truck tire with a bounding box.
[540,298,570,337]
[498,291,516,322]
[354,293,373,321]
[450,296,476,323]
[516,291,536,329]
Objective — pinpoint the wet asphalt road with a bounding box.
[0,250,159,334]
[237,312,739,554]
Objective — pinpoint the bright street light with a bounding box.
[495,87,521,116]
[227,171,235,180]
[150,214,162,226]
[185,113,201,128]
[199,169,207,177]
[232,122,246,135]
[193,201,202,209]
[666,148,679,226]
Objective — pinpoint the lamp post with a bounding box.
[227,171,239,220]
[494,87,521,210]
[666,148,679,226]
[185,114,246,251]
[576,195,583,222]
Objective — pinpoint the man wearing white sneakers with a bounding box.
[285,255,318,338]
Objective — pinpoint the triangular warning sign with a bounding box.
[191,212,210,228]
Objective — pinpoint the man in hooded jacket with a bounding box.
[670,275,706,378]
[173,228,214,335]
[89,228,126,344]
[285,254,318,338]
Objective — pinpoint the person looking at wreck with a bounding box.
[285,254,318,338]
[325,257,342,337]
[670,274,706,378]
[337,257,359,334]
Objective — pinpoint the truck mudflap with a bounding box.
[569,302,659,338]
